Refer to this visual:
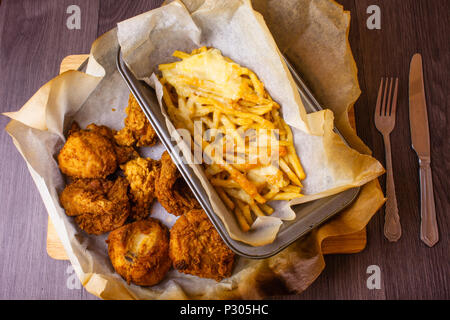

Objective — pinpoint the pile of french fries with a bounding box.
[159,47,305,231]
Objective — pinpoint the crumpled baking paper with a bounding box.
[117,0,383,245]
[3,0,385,299]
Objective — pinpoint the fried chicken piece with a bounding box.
[121,157,161,221]
[115,94,158,147]
[169,209,235,281]
[86,123,139,165]
[114,127,135,147]
[59,177,130,235]
[107,218,171,286]
[155,151,200,216]
[58,123,117,179]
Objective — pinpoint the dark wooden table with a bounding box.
[0,0,448,300]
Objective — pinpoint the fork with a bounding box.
[374,77,401,242]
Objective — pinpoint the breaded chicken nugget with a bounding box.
[169,209,235,281]
[121,157,161,221]
[107,219,171,286]
[86,123,139,165]
[60,177,130,235]
[155,151,200,216]
[58,124,117,179]
[115,94,158,147]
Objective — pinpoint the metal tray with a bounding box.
[116,49,360,259]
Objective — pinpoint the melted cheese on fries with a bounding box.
[158,47,305,232]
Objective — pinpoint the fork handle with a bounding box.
[419,158,439,247]
[383,134,402,241]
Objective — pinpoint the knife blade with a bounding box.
[409,54,430,157]
[408,53,439,247]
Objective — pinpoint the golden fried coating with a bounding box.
[86,123,139,165]
[58,125,117,179]
[121,157,161,221]
[169,209,235,281]
[114,126,135,147]
[60,177,130,235]
[115,94,158,147]
[107,219,171,286]
[155,151,200,216]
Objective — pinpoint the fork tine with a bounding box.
[375,78,384,116]
[390,77,399,116]
[386,77,394,115]
[382,77,389,116]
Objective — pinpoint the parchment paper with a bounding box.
[3,0,386,299]
[116,0,383,245]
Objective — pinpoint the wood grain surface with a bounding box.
[0,0,448,300]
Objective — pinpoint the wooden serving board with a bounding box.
[46,55,366,260]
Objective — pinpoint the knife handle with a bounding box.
[419,158,439,247]
[383,134,402,242]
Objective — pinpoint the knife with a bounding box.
[409,53,439,247]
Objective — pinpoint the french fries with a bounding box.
[159,47,306,231]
